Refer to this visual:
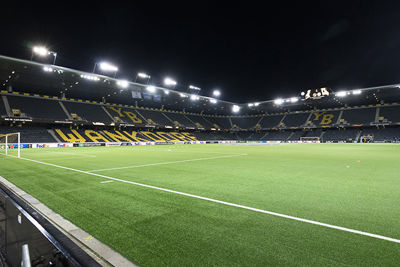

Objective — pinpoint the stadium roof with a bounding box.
[1,54,400,115]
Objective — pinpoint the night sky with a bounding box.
[1,1,400,103]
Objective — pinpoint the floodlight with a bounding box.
[164,77,177,86]
[80,74,100,81]
[164,89,170,95]
[336,91,347,97]
[33,46,49,56]
[274,98,284,105]
[232,105,240,113]
[190,94,199,101]
[137,72,150,79]
[254,102,260,106]
[189,85,201,91]
[290,97,299,103]
[43,66,53,72]
[146,85,156,93]
[99,62,118,72]
[180,93,186,97]
[248,103,254,107]
[212,90,221,97]
[117,80,129,88]
[301,91,305,96]
[210,99,217,104]
[352,90,362,95]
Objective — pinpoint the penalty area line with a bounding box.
[5,154,400,245]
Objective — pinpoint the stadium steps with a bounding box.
[134,109,150,124]
[47,129,62,143]
[101,106,117,123]
[374,107,380,123]
[336,110,344,124]
[184,114,201,128]
[278,114,287,128]
[1,95,12,116]
[161,112,175,125]
[58,101,73,120]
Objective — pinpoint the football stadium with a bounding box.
[0,53,400,266]
[1,3,400,266]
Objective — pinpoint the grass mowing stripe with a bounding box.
[6,154,400,245]
[87,153,248,172]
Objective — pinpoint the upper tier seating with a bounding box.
[7,96,68,121]
[341,108,376,125]
[282,113,310,127]
[164,112,197,128]
[64,102,113,123]
[138,109,173,126]
[203,117,231,129]
[259,115,284,129]
[231,116,261,129]
[184,114,213,129]
[0,97,7,116]
[379,106,400,124]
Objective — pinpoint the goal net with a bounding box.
[0,132,20,158]
[300,136,320,143]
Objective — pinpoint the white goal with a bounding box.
[0,132,21,158]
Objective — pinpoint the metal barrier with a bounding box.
[0,183,100,267]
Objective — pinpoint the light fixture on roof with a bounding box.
[135,72,151,84]
[210,99,217,104]
[232,105,240,113]
[189,85,201,91]
[290,97,299,103]
[212,90,221,97]
[164,77,177,87]
[164,89,169,95]
[93,61,118,77]
[179,93,186,97]
[248,103,254,107]
[352,90,362,95]
[117,80,129,88]
[32,46,57,64]
[190,94,200,101]
[43,66,53,72]
[274,98,284,105]
[146,85,156,93]
[254,102,260,106]
[80,74,100,81]
[336,91,347,97]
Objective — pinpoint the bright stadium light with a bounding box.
[146,85,156,93]
[248,103,254,107]
[301,91,305,96]
[190,94,200,101]
[43,66,53,72]
[164,89,170,95]
[117,80,129,88]
[290,97,299,103]
[80,74,100,81]
[189,85,201,91]
[135,72,151,84]
[254,102,260,106]
[210,98,217,104]
[213,90,221,97]
[99,62,118,72]
[336,91,347,97]
[274,98,284,105]
[232,105,240,113]
[180,93,186,97]
[352,90,362,95]
[164,77,177,87]
[33,46,48,56]
[32,46,57,64]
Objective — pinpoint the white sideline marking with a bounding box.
[100,180,113,184]
[87,154,248,172]
[5,155,400,245]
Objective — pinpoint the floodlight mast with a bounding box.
[135,72,151,84]
[31,46,57,65]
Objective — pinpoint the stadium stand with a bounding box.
[359,127,400,142]
[287,130,305,141]
[309,110,340,126]
[379,105,400,124]
[7,95,68,121]
[63,102,113,123]
[202,116,232,129]
[264,130,292,141]
[322,128,359,142]
[164,112,197,128]
[231,116,261,129]
[282,112,310,127]
[134,109,171,126]
[259,114,284,129]
[0,126,56,143]
[0,97,7,116]
[341,108,376,125]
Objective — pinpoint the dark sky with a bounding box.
[1,1,400,103]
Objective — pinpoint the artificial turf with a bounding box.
[0,143,399,266]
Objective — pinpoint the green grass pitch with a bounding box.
[1,143,400,266]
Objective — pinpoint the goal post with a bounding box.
[300,136,320,143]
[0,132,21,158]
